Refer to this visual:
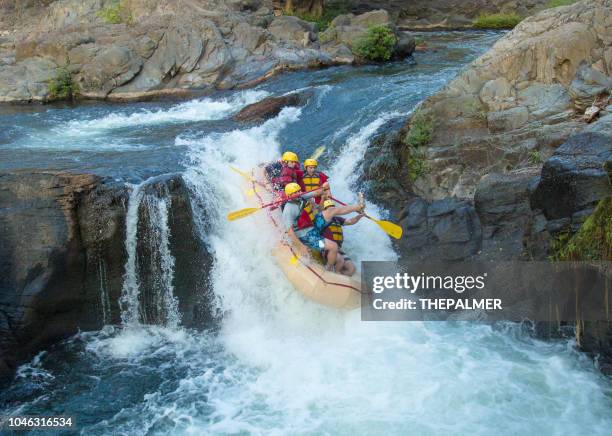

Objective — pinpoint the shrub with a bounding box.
[528,150,542,165]
[547,0,578,7]
[402,110,434,181]
[404,110,434,149]
[473,12,522,29]
[48,68,76,100]
[354,25,397,62]
[406,151,428,182]
[97,0,132,24]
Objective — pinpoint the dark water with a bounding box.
[2,31,612,436]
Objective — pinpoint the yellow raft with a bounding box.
[246,169,361,310]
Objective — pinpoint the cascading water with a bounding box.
[1,32,611,435]
[98,259,112,325]
[120,183,146,325]
[119,180,181,328]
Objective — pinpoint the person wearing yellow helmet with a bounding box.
[264,150,304,192]
[281,181,331,259]
[302,158,329,204]
[290,192,365,273]
[320,199,364,276]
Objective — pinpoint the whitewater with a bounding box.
[1,31,611,435]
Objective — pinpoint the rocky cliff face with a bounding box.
[0,0,414,103]
[0,171,213,383]
[365,0,611,370]
[407,0,610,202]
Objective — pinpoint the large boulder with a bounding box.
[0,171,213,383]
[233,91,311,122]
[531,114,612,221]
[268,15,316,46]
[320,9,414,60]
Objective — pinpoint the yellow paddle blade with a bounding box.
[290,254,299,265]
[227,207,261,221]
[310,145,325,160]
[229,165,254,182]
[367,216,403,239]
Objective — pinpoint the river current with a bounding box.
[1,31,611,435]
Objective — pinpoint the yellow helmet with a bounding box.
[285,182,301,196]
[281,151,299,163]
[323,199,335,209]
[304,158,317,168]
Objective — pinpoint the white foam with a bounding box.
[60,90,269,135]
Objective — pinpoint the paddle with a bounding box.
[330,196,403,240]
[310,145,326,161]
[227,191,309,221]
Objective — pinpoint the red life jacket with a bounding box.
[296,201,315,230]
[269,162,301,189]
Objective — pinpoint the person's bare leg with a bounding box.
[324,239,339,270]
[334,253,345,272]
[340,260,356,276]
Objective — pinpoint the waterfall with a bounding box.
[98,259,111,325]
[118,179,181,328]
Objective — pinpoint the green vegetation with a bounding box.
[529,150,542,165]
[48,68,77,100]
[473,12,523,29]
[547,0,578,8]
[354,25,397,62]
[290,0,352,31]
[406,150,428,182]
[96,0,132,25]
[550,197,612,261]
[405,110,434,149]
[402,110,434,181]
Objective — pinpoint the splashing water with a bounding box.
[119,180,181,327]
[2,32,612,435]
[60,90,270,136]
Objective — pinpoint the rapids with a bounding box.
[1,31,611,435]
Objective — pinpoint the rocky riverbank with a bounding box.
[366,0,611,369]
[350,0,550,30]
[0,0,414,103]
[0,171,213,383]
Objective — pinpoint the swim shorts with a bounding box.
[299,228,326,253]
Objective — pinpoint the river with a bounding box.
[1,31,611,435]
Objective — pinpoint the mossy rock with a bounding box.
[551,197,612,261]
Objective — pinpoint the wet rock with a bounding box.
[0,171,125,383]
[394,32,416,60]
[396,197,482,261]
[233,91,312,122]
[0,171,214,383]
[474,168,540,259]
[136,176,214,328]
[531,118,612,221]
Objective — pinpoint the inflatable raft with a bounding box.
[245,168,362,310]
